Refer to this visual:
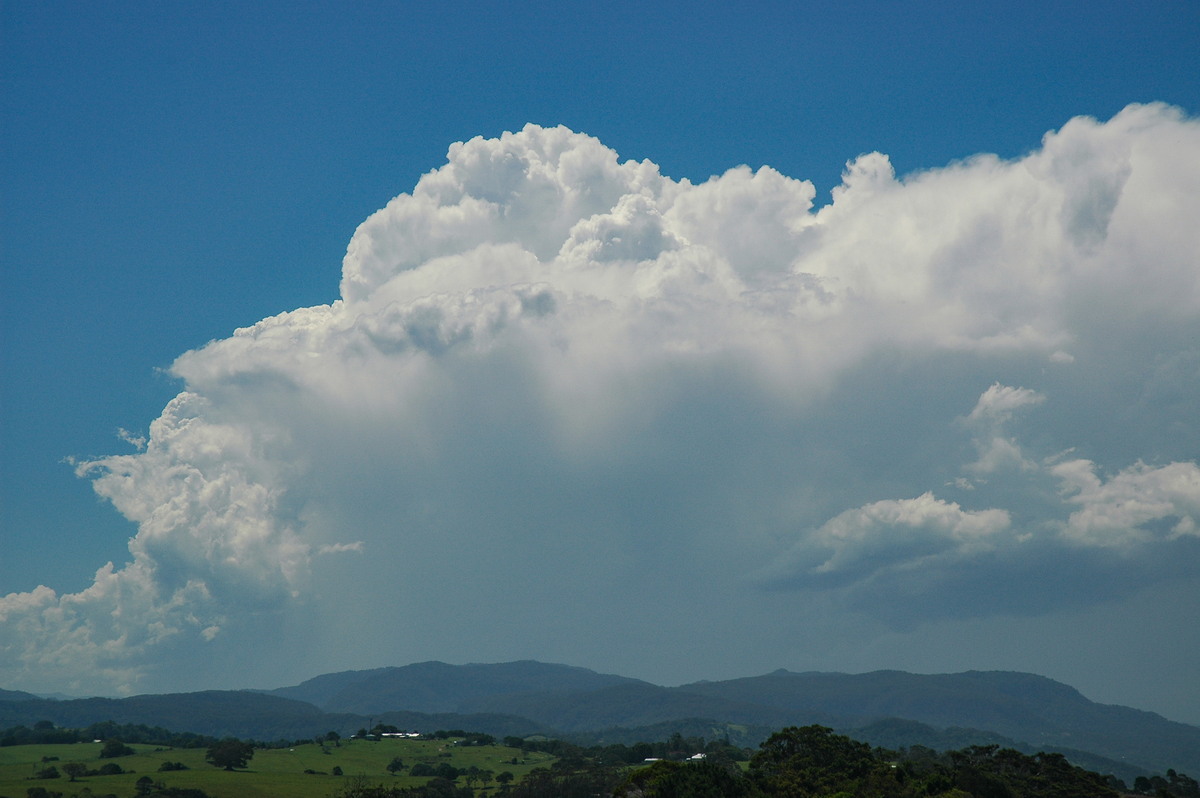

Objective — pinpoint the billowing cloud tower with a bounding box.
[3,105,1199,701]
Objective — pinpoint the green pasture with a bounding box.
[0,738,556,798]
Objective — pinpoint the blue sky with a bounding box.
[3,2,1200,724]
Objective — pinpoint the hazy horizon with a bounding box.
[19,657,1200,730]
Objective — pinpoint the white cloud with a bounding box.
[316,542,365,555]
[116,427,147,451]
[959,383,1046,475]
[966,383,1046,425]
[3,106,1200,695]
[761,380,1200,614]
[765,493,1012,582]
[0,564,214,696]
[1053,459,1200,546]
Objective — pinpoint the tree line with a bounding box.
[0,721,217,750]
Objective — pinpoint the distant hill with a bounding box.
[266,666,396,708]
[0,690,332,741]
[677,669,1200,775]
[0,689,37,702]
[373,709,553,739]
[4,661,1199,781]
[461,681,810,731]
[272,660,643,715]
[842,716,1151,782]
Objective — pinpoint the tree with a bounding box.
[205,738,255,771]
[387,756,406,775]
[61,762,88,782]
[619,760,761,798]
[434,762,460,780]
[749,725,877,796]
[99,739,135,758]
[25,788,61,798]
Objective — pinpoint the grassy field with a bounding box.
[0,737,557,798]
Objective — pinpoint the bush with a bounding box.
[204,739,254,771]
[26,787,65,798]
[99,740,135,758]
[433,763,460,780]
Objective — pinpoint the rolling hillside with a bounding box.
[4,661,1198,780]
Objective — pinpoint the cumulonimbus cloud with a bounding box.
[3,104,1199,695]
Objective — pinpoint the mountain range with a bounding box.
[4,661,1198,782]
